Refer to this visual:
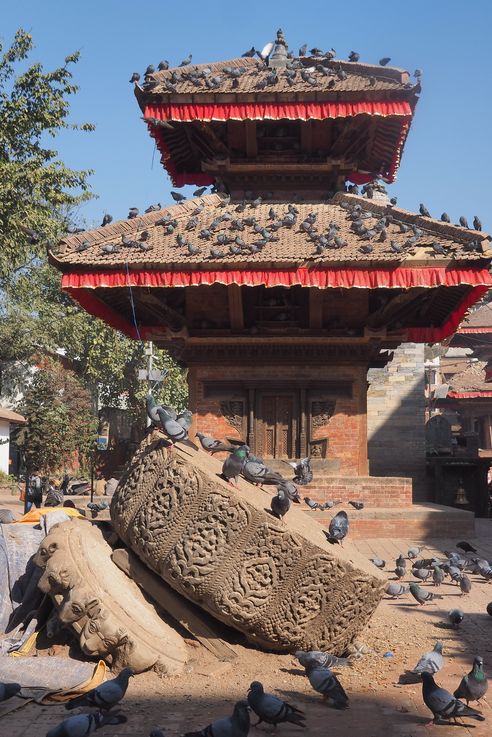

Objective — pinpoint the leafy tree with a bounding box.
[0,28,94,280]
[15,360,97,474]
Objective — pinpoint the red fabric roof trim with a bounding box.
[67,288,141,340]
[145,100,412,186]
[62,267,492,292]
[407,286,490,343]
[447,391,492,398]
[145,101,412,123]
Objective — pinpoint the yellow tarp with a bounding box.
[14,507,84,524]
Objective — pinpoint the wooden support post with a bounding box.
[248,387,255,450]
[309,289,323,330]
[228,284,244,331]
[245,121,257,158]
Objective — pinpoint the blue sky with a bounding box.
[4,0,492,231]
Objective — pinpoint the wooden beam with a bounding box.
[300,121,313,154]
[309,289,323,329]
[228,284,244,330]
[245,121,257,158]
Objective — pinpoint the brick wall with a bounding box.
[189,363,368,475]
[298,475,412,507]
[367,343,427,501]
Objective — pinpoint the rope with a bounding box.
[124,261,143,344]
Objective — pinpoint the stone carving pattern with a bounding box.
[310,400,336,431]
[34,517,187,674]
[111,433,384,653]
[219,400,245,433]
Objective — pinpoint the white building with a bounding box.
[0,407,25,475]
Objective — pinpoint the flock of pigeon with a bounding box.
[129,34,421,96]
[78,186,484,263]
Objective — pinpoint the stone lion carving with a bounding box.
[34,518,187,674]
[111,434,385,653]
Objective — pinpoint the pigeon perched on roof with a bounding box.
[473,216,482,231]
[144,65,155,76]
[325,510,349,545]
[421,672,485,725]
[0,682,21,701]
[128,207,139,218]
[184,700,250,737]
[179,53,192,67]
[65,668,134,710]
[129,72,140,83]
[101,214,113,227]
[295,650,351,669]
[454,657,488,706]
[157,60,169,71]
[419,204,431,217]
[448,608,464,628]
[47,711,127,737]
[459,216,470,228]
[348,51,360,62]
[409,583,443,605]
[304,663,349,709]
[379,57,391,66]
[196,433,234,454]
[441,212,451,223]
[413,641,444,675]
[247,681,305,728]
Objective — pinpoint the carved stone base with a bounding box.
[35,518,188,674]
[110,433,385,653]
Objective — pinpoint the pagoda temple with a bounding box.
[50,32,492,525]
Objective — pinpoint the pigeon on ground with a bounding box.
[295,651,351,669]
[247,681,305,728]
[408,546,425,559]
[448,608,464,628]
[370,559,386,569]
[394,566,406,580]
[304,663,349,708]
[460,574,472,595]
[348,501,364,510]
[156,407,197,450]
[432,566,445,587]
[457,541,477,554]
[282,457,313,486]
[47,712,127,737]
[196,433,234,454]
[385,582,408,599]
[321,500,341,509]
[270,489,291,521]
[222,446,248,485]
[409,583,443,605]
[454,657,488,705]
[242,458,284,487]
[0,682,21,701]
[184,700,250,737]
[413,641,444,675]
[396,554,406,569]
[421,672,485,725]
[412,568,432,582]
[304,497,320,510]
[65,668,134,710]
[324,511,349,545]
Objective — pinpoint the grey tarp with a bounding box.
[0,656,97,691]
[0,525,44,633]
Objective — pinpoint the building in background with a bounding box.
[0,407,25,476]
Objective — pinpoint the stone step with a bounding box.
[302,503,475,539]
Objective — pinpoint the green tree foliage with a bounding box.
[15,360,97,474]
[0,28,94,280]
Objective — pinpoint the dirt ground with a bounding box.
[1,488,492,736]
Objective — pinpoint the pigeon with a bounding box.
[157,60,169,71]
[487,602,492,616]
[247,681,305,728]
[176,409,192,431]
[47,712,127,737]
[348,51,360,62]
[295,651,350,669]
[170,191,187,203]
[432,566,445,587]
[421,672,485,725]
[385,582,408,599]
[321,500,341,510]
[412,568,432,582]
[379,57,391,66]
[75,240,90,253]
[146,393,176,424]
[304,497,320,510]
[396,554,406,569]
[242,458,283,487]
[348,501,364,510]
[270,489,291,521]
[222,446,248,485]
[394,566,406,580]
[413,641,444,675]
[419,204,431,217]
[101,214,113,227]
[276,478,301,503]
[129,72,140,83]
[457,540,477,554]
[459,216,470,228]
[448,608,464,628]
[441,212,451,223]
[196,433,234,454]
[0,682,21,701]
[179,54,192,67]
[282,457,313,486]
[156,407,197,450]
[65,668,134,710]
[408,546,425,559]
[128,207,139,218]
[305,663,349,709]
[409,583,443,605]
[298,44,308,57]
[242,46,256,58]
[459,574,472,595]
[370,558,386,569]
[144,64,155,76]
[184,700,250,737]
[325,511,349,545]
[473,216,482,231]
[454,657,488,706]
[414,68,423,79]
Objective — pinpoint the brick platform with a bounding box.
[295,474,412,507]
[304,502,475,539]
